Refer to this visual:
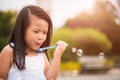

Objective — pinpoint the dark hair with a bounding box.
[8,5,53,70]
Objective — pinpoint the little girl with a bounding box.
[0,5,68,80]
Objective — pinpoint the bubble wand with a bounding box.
[9,43,58,53]
[37,44,58,53]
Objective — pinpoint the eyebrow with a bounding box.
[33,27,48,32]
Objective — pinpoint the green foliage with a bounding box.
[72,28,112,55]
[0,11,16,51]
[0,11,16,37]
[0,37,8,52]
[49,28,112,62]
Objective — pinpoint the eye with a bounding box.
[43,32,47,35]
[34,30,39,33]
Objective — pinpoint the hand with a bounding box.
[53,40,68,58]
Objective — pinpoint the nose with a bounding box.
[38,33,44,40]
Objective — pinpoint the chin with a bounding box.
[35,46,40,50]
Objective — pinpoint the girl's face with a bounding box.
[24,15,48,53]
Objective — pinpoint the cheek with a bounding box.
[24,34,29,44]
[44,35,47,41]
[41,35,47,44]
[27,35,36,43]
[24,33,36,48]
[24,32,34,43]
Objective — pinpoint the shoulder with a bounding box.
[42,53,49,61]
[0,44,13,79]
[42,53,50,65]
[0,44,13,63]
[43,53,50,75]
[0,44,13,61]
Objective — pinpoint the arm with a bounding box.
[0,78,4,80]
[0,45,13,80]
[44,41,68,80]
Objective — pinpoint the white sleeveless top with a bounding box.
[7,53,46,80]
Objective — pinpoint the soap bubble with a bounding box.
[72,47,77,53]
[72,70,78,77]
[76,49,83,56]
[99,52,105,64]
[99,52,104,59]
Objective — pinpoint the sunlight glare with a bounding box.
[52,0,96,29]
[79,0,95,13]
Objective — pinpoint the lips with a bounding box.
[35,39,45,47]
[36,43,41,46]
[35,41,43,48]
